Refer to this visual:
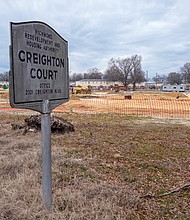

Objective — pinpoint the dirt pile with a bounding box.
[11,115,75,133]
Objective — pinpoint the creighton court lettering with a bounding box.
[18,50,65,80]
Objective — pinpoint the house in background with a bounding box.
[75,79,124,91]
[75,79,166,91]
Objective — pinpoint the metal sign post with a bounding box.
[41,100,52,210]
[9,21,69,211]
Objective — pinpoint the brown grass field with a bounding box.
[0,109,190,219]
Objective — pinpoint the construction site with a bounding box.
[1,89,190,119]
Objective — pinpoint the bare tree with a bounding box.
[129,55,145,90]
[105,55,144,90]
[104,64,120,81]
[180,62,190,83]
[152,74,167,84]
[0,71,9,82]
[166,72,183,85]
[105,57,133,87]
[84,68,102,79]
[70,73,83,82]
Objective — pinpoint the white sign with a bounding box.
[10,21,69,113]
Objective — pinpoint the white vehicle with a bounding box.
[161,84,186,92]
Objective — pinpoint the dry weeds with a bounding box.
[0,112,190,219]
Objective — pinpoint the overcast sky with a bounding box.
[0,0,190,78]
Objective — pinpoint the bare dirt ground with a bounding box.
[0,111,190,219]
[1,90,190,119]
[56,91,190,118]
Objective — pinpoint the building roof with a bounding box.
[77,79,110,82]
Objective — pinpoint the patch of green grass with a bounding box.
[138,162,169,175]
[54,161,95,184]
[159,198,175,206]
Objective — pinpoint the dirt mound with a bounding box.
[12,115,75,134]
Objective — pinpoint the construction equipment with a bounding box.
[71,86,91,94]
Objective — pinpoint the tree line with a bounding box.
[152,62,190,85]
[1,56,190,89]
[71,55,146,90]
[0,72,9,82]
[70,55,190,89]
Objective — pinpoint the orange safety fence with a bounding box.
[55,97,190,119]
[1,93,190,119]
